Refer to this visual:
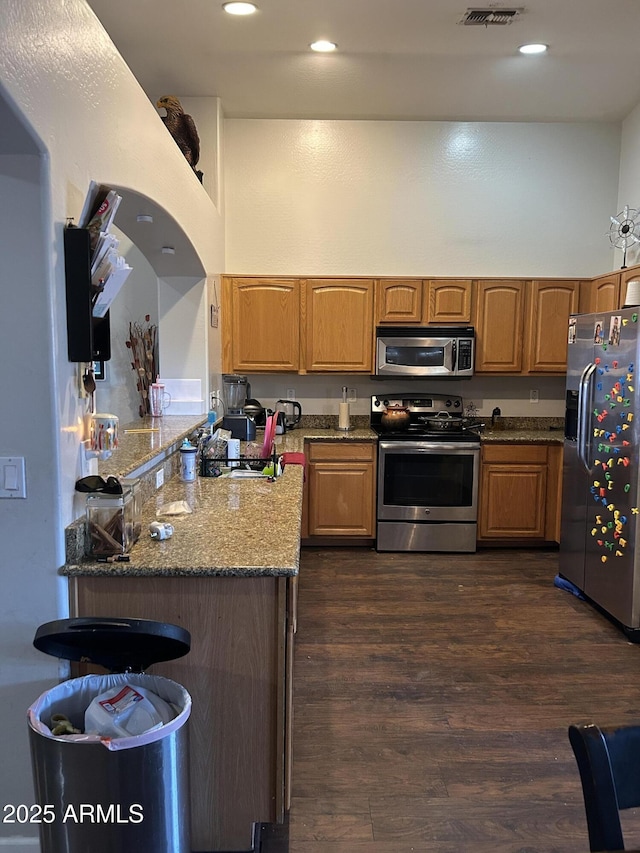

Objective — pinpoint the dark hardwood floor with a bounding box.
[273,546,640,853]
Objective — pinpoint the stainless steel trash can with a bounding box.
[28,618,192,853]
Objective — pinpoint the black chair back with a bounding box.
[568,722,640,852]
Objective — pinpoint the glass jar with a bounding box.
[85,486,138,558]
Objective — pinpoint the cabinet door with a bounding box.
[580,273,621,314]
[302,279,374,372]
[377,279,424,324]
[525,280,579,373]
[474,280,525,372]
[427,279,472,324]
[223,277,299,372]
[620,265,640,308]
[306,442,376,537]
[479,445,548,539]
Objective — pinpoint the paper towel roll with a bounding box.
[624,279,640,307]
[338,402,351,431]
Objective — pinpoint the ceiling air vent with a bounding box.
[460,8,523,25]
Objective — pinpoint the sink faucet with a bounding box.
[491,407,501,428]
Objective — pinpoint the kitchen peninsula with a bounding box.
[63,416,306,851]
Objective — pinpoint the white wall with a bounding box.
[224,119,623,416]
[99,231,160,422]
[224,119,620,277]
[619,100,640,270]
[0,2,224,843]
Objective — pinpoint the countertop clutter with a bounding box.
[63,414,564,578]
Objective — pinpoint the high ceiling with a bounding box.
[87,0,640,123]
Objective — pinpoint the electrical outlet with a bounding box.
[286,388,296,400]
[348,388,357,403]
[530,390,539,403]
[156,468,165,489]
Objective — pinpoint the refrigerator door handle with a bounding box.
[577,362,596,472]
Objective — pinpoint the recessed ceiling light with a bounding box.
[518,43,548,55]
[310,40,337,53]
[222,2,258,15]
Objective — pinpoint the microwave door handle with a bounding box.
[451,340,457,372]
[577,362,596,472]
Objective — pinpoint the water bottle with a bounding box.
[180,439,197,482]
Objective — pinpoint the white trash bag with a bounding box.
[28,672,191,751]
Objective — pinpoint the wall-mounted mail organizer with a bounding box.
[64,225,111,362]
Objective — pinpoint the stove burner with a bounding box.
[370,392,483,443]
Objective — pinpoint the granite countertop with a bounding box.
[479,417,565,444]
[98,415,207,478]
[65,416,562,580]
[65,421,374,580]
[64,461,305,578]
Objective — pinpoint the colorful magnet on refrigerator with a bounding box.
[625,483,631,492]
[613,361,619,368]
[602,555,607,562]
[633,314,638,322]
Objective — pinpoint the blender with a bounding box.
[221,375,256,440]
[222,374,250,414]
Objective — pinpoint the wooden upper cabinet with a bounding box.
[580,272,621,314]
[620,265,640,308]
[525,280,579,373]
[474,280,525,373]
[223,277,299,373]
[377,279,424,324]
[302,279,375,372]
[427,280,472,324]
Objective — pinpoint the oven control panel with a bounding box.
[371,394,462,414]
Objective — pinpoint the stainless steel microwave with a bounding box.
[375,326,475,378]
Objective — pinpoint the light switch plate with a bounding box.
[0,456,26,498]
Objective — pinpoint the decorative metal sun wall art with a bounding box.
[608,205,640,268]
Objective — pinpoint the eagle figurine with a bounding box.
[156,95,203,182]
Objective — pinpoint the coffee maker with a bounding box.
[221,374,256,440]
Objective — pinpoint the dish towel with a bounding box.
[281,452,307,481]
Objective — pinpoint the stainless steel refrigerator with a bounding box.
[560,307,640,639]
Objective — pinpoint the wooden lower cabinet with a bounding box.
[69,573,295,852]
[478,443,562,543]
[304,440,376,540]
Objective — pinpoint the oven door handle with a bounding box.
[378,440,480,453]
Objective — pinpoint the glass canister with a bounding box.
[85,486,138,558]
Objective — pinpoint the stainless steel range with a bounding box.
[371,393,482,553]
